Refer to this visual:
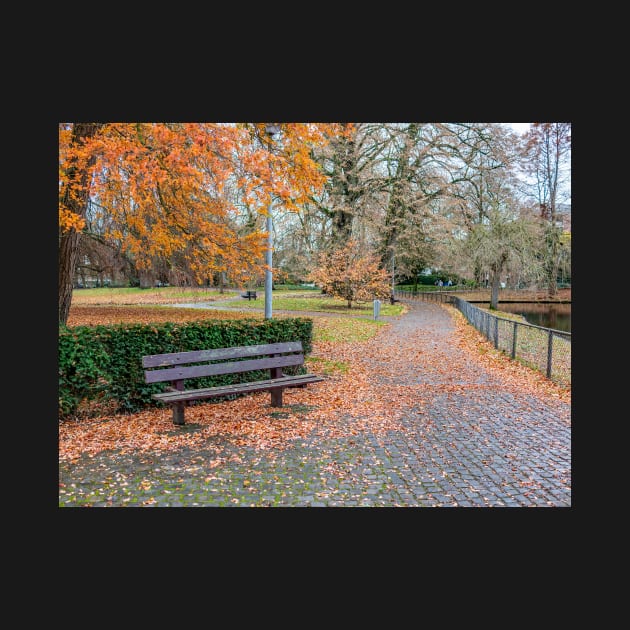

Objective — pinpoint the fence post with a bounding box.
[547,329,554,379]
[512,321,517,359]
[494,316,499,349]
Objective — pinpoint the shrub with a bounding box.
[59,317,314,418]
[58,325,112,417]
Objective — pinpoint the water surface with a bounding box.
[483,302,571,333]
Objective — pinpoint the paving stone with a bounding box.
[59,299,570,508]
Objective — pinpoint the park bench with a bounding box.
[142,341,324,425]
[241,290,257,300]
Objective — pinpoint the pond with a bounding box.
[480,302,571,333]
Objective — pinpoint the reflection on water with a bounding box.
[482,302,571,333]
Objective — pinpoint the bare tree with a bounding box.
[520,123,571,296]
[266,122,558,305]
[439,124,544,306]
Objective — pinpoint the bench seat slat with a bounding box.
[145,354,304,384]
[152,374,324,404]
[142,341,303,368]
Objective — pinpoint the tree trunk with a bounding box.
[139,270,153,288]
[490,272,500,309]
[489,252,507,309]
[329,125,360,248]
[58,123,103,325]
[59,229,82,322]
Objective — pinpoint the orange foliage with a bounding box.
[309,240,391,308]
[66,305,263,327]
[59,122,346,285]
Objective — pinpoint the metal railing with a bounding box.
[394,289,571,387]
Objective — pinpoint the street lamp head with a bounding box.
[265,123,281,138]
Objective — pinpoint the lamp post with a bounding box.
[264,123,281,319]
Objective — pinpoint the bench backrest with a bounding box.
[143,341,304,384]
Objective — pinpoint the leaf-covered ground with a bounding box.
[65,305,387,339]
[60,306,405,462]
[67,304,263,326]
[59,303,569,466]
[70,286,235,305]
[445,304,570,403]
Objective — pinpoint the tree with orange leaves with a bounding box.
[309,240,391,309]
[58,122,344,324]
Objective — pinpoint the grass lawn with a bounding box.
[72,286,236,304]
[71,286,405,316]
[220,294,405,316]
[66,305,389,345]
[68,285,397,343]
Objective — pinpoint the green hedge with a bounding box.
[59,317,314,418]
[58,325,112,417]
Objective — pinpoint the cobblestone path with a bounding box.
[59,300,571,507]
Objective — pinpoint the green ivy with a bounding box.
[59,317,314,418]
[58,326,112,416]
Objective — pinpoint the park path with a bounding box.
[350,298,571,506]
[59,299,571,507]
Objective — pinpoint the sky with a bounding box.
[504,123,571,204]
[506,123,531,135]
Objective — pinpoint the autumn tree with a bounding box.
[295,123,450,291]
[520,123,571,297]
[271,122,363,273]
[309,240,390,308]
[58,122,342,324]
[463,202,540,309]
[312,122,362,247]
[59,123,103,321]
[313,123,450,277]
[434,123,515,286]
[441,124,543,307]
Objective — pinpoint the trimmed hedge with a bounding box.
[58,325,112,417]
[59,317,314,418]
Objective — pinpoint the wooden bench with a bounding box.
[241,290,257,300]
[142,341,324,425]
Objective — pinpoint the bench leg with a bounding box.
[172,402,186,425]
[271,388,283,407]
